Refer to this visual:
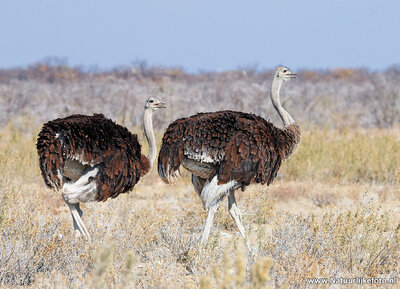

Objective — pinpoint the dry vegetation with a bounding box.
[0,63,399,288]
[1,61,400,131]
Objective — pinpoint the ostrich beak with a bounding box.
[288,73,297,78]
[157,101,167,108]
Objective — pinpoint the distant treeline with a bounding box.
[0,61,399,131]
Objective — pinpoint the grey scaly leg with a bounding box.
[200,202,219,244]
[228,192,251,250]
[67,202,91,240]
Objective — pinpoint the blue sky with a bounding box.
[1,0,399,72]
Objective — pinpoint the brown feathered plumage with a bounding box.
[158,110,301,187]
[37,114,150,202]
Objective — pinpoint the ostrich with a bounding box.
[37,97,166,240]
[158,66,300,245]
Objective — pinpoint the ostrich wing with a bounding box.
[218,122,283,186]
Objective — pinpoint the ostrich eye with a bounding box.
[283,70,287,73]
[149,100,154,103]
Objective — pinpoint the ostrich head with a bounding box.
[275,66,297,81]
[145,97,167,111]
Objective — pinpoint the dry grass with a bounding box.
[0,124,399,288]
[282,127,400,184]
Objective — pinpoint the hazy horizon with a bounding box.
[2,56,400,74]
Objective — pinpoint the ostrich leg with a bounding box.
[200,202,220,244]
[67,203,91,240]
[191,174,206,196]
[62,165,99,240]
[193,174,220,244]
[199,176,241,244]
[228,192,246,239]
[69,202,83,231]
[228,192,252,250]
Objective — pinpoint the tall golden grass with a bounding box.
[0,124,399,288]
[283,127,400,184]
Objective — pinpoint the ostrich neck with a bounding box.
[270,76,295,127]
[143,109,156,169]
